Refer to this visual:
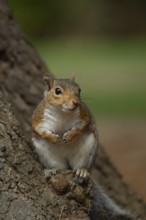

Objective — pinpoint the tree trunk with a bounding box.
[0,92,92,220]
[0,0,146,219]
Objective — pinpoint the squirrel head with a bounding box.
[43,74,81,112]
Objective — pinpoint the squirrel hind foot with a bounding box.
[75,168,89,183]
[44,168,58,179]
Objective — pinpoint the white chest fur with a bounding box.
[42,106,80,135]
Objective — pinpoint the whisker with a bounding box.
[81,96,97,102]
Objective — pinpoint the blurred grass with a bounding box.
[34,38,146,117]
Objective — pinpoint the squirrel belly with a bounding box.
[32,129,97,171]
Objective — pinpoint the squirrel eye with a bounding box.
[55,87,62,95]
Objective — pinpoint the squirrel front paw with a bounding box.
[51,132,62,144]
[63,129,74,143]
[42,131,61,144]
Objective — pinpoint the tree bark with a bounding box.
[0,0,146,219]
[0,92,92,220]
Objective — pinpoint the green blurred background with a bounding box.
[8,0,146,200]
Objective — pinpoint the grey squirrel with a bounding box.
[31,74,98,178]
[31,74,142,220]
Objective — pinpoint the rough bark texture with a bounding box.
[0,0,146,219]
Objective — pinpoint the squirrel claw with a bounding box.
[63,130,72,143]
[75,168,89,179]
[44,168,58,179]
[62,137,68,143]
[56,138,62,144]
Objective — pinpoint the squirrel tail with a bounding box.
[89,183,142,220]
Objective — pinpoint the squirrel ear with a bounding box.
[43,74,54,91]
[70,72,75,82]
